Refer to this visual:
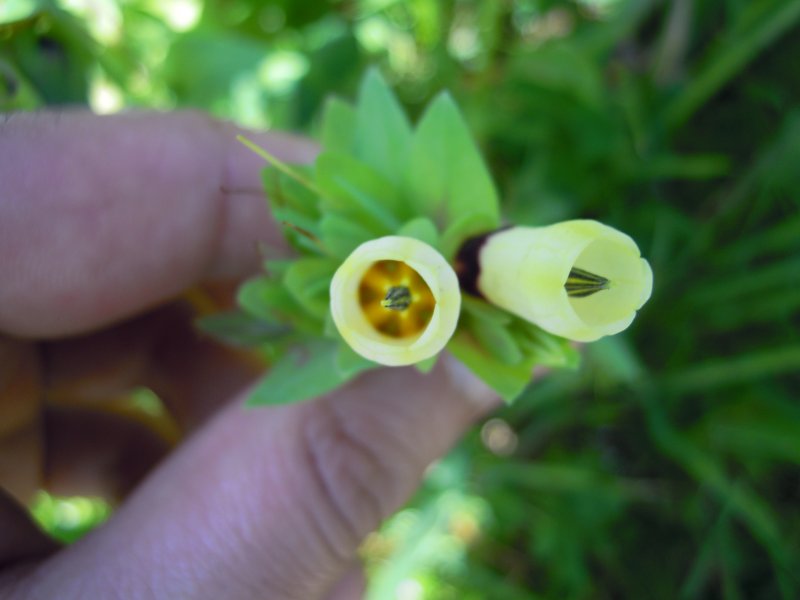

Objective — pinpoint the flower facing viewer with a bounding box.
[232,73,654,404]
[473,220,653,342]
[330,236,462,366]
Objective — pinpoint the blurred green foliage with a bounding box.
[3,0,800,597]
[29,492,111,544]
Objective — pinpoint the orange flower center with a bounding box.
[358,260,436,338]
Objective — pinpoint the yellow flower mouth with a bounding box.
[330,236,461,366]
[358,260,436,338]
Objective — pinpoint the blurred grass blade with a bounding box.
[664,345,800,394]
[664,0,800,129]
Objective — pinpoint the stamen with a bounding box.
[565,267,610,298]
[381,286,412,311]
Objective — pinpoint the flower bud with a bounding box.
[475,220,653,342]
[330,236,462,366]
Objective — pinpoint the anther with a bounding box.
[565,267,610,298]
[381,286,412,311]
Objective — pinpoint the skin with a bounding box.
[0,111,498,599]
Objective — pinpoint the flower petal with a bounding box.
[477,220,652,342]
[330,236,461,366]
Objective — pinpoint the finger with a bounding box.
[37,298,259,500]
[15,358,498,600]
[0,111,316,338]
[24,288,263,502]
[324,565,366,600]
[42,297,260,431]
[33,293,260,502]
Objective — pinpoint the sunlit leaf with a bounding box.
[336,342,378,378]
[238,276,322,334]
[440,212,496,260]
[320,96,357,154]
[461,295,513,326]
[447,331,535,402]
[353,68,412,185]
[397,216,439,248]
[319,212,376,258]
[466,317,523,365]
[283,257,338,320]
[406,92,500,237]
[247,340,350,406]
[315,150,405,232]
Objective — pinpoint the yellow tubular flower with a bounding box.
[330,236,462,366]
[476,220,653,342]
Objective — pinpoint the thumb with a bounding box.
[16,357,497,600]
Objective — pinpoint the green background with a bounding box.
[3,0,800,597]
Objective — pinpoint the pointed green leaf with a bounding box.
[283,257,338,320]
[316,151,404,232]
[336,342,378,378]
[238,276,290,322]
[466,317,524,365]
[262,168,321,215]
[396,217,440,248]
[440,211,496,260]
[461,295,513,325]
[354,68,413,185]
[196,311,290,347]
[263,168,323,253]
[448,332,535,403]
[321,96,357,154]
[247,341,346,406]
[320,212,376,259]
[238,276,322,334]
[263,259,294,277]
[406,92,500,234]
[271,204,321,243]
[514,322,580,369]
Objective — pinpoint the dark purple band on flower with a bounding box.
[454,226,511,297]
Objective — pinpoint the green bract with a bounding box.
[201,69,579,404]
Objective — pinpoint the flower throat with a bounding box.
[358,260,435,338]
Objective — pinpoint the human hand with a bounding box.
[0,111,497,599]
